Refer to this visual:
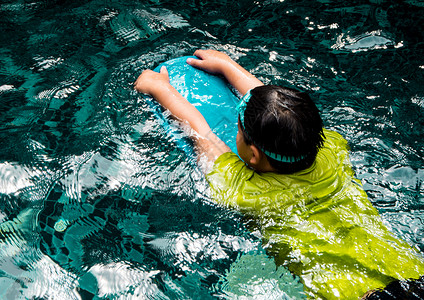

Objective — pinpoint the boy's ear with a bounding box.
[248,144,278,173]
[248,144,263,165]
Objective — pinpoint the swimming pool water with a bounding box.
[1,0,424,298]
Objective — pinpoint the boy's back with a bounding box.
[207,129,424,299]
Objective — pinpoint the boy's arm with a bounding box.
[134,66,230,162]
[187,49,263,95]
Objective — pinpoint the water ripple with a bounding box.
[89,262,163,298]
[332,30,401,52]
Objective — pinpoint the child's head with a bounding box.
[237,85,324,174]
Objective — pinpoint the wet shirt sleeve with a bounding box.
[206,152,253,209]
[206,152,296,214]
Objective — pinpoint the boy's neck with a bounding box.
[250,157,278,173]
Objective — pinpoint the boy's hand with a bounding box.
[187,49,234,75]
[134,66,170,96]
[187,49,263,95]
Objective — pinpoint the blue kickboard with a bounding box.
[147,56,239,155]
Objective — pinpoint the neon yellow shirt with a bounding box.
[207,129,424,299]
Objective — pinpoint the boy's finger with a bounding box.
[187,57,201,68]
[193,49,207,59]
[160,66,169,77]
[193,49,202,58]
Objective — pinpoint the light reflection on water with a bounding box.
[1,0,424,298]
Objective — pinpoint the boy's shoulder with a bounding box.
[321,128,349,150]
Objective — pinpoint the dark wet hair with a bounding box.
[362,276,424,299]
[240,85,324,174]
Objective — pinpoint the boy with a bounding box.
[135,49,424,299]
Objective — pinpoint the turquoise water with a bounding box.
[1,0,424,298]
